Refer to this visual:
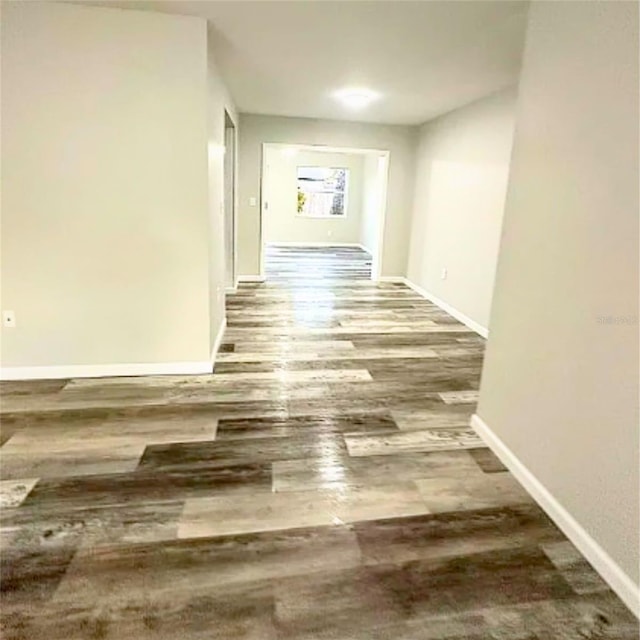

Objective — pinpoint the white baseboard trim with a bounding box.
[377,276,406,284]
[471,413,640,618]
[0,360,212,381]
[210,317,227,371]
[268,242,367,248]
[403,278,489,338]
[237,275,266,283]
[2,318,231,382]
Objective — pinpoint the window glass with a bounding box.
[297,167,349,217]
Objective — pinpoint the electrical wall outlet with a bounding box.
[3,310,16,328]
[249,197,257,207]
[441,267,448,280]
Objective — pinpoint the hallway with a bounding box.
[0,250,637,638]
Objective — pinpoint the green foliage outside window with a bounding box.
[297,188,306,213]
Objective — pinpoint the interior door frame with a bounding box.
[224,110,237,291]
[259,143,268,279]
[371,151,390,282]
[258,143,390,282]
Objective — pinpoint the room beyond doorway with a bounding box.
[265,245,373,281]
[259,143,389,282]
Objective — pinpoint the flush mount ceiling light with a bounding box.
[334,88,380,109]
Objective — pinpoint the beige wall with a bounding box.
[0,2,233,371]
[407,88,517,331]
[237,114,416,277]
[263,148,365,245]
[478,0,639,590]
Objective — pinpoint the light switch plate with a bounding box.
[3,310,16,328]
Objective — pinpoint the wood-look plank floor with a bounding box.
[0,246,636,639]
[265,244,373,280]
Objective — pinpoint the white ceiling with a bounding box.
[71,1,529,126]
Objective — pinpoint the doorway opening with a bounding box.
[224,111,237,291]
[259,143,390,282]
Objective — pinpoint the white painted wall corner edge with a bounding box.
[471,413,640,618]
[403,278,489,338]
[210,317,227,371]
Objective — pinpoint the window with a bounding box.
[296,166,349,217]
